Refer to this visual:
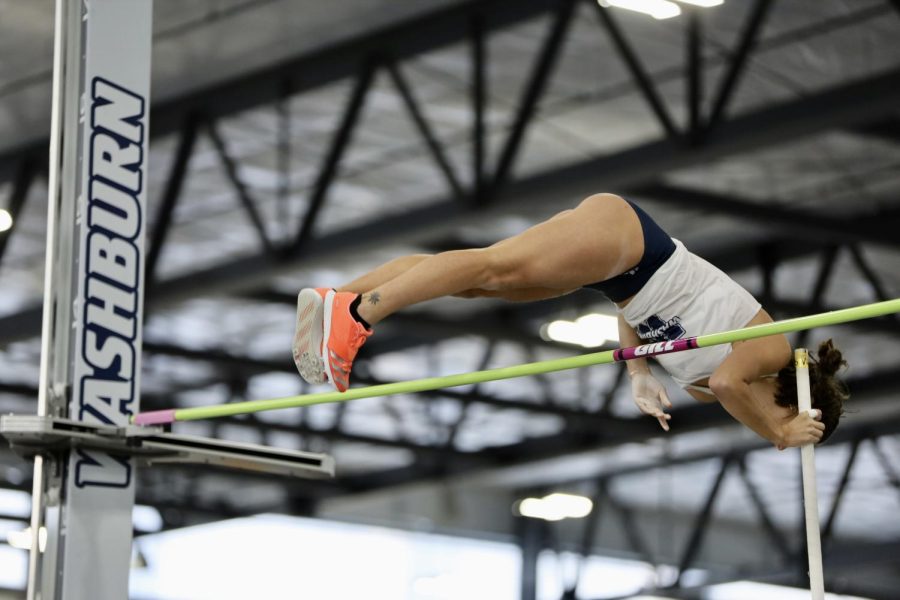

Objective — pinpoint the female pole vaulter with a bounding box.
[293,193,847,449]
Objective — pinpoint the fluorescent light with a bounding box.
[0,209,12,233]
[675,0,724,6]
[133,505,163,532]
[516,493,593,521]
[599,0,681,20]
[6,526,46,552]
[544,313,619,348]
[0,519,26,541]
[0,489,30,518]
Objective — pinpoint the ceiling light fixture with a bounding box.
[0,209,12,233]
[516,493,593,521]
[598,0,682,20]
[133,505,164,533]
[7,526,47,552]
[543,313,619,348]
[675,0,724,7]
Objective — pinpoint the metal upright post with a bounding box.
[517,516,543,600]
[30,1,153,598]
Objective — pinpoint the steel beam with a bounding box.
[131,65,900,301]
[1,0,893,188]
[705,0,774,130]
[890,0,900,20]
[1,61,898,348]
[327,379,900,497]
[738,456,793,564]
[821,437,861,546]
[591,1,679,139]
[675,455,733,584]
[490,0,577,194]
[686,12,703,142]
[795,245,839,348]
[517,515,544,600]
[871,437,900,495]
[631,184,900,248]
[206,120,274,254]
[294,59,377,249]
[852,117,900,144]
[145,118,199,287]
[605,487,655,564]
[0,0,563,184]
[470,14,487,205]
[0,158,37,275]
[386,61,464,200]
[276,85,292,240]
[848,244,896,305]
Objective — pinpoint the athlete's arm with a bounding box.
[618,313,649,376]
[709,334,822,448]
[619,314,672,430]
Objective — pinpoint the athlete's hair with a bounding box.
[774,339,848,443]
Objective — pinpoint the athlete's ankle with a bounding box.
[348,294,372,330]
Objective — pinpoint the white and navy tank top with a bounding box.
[619,239,761,388]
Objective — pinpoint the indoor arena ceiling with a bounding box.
[1,0,900,597]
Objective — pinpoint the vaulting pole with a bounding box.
[134,298,900,425]
[795,348,825,600]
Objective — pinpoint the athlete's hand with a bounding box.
[777,409,825,450]
[631,372,672,431]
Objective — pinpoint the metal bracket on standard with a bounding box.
[0,414,335,480]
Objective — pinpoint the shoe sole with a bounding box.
[293,289,326,384]
[322,289,338,390]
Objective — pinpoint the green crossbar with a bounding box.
[132,298,900,425]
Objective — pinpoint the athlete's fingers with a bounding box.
[659,388,672,409]
[657,415,670,431]
[647,407,670,419]
[809,408,822,420]
[813,421,825,432]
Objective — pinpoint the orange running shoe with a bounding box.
[322,290,373,392]
[293,287,331,384]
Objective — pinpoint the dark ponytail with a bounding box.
[774,339,848,443]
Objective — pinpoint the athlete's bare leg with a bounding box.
[354,193,644,325]
[338,255,430,295]
[336,210,578,300]
[339,257,571,303]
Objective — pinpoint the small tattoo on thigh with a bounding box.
[367,292,381,305]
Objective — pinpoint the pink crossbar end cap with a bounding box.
[133,409,177,426]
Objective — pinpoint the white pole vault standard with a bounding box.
[31,1,152,598]
[795,349,825,600]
